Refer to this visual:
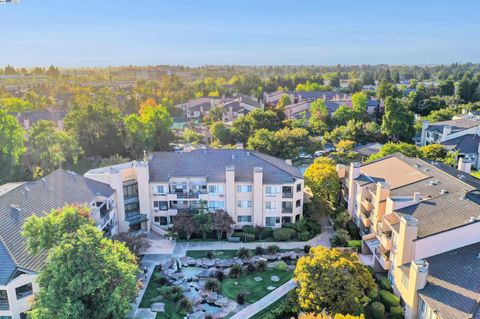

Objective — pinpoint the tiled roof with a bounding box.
[418,242,480,319]
[441,134,480,154]
[148,149,303,184]
[0,169,114,273]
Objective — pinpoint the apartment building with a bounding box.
[85,149,304,233]
[0,170,118,319]
[337,154,480,319]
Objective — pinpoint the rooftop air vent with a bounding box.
[440,189,449,195]
[469,216,476,223]
[414,163,420,168]
[476,253,480,259]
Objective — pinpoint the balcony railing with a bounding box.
[124,196,139,205]
[361,198,373,211]
[376,250,392,270]
[282,192,293,198]
[360,212,372,228]
[282,207,293,214]
[0,299,9,311]
[379,232,392,250]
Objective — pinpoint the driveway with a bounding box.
[143,231,175,255]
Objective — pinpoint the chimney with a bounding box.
[285,159,292,166]
[413,192,421,202]
[458,157,472,174]
[409,259,429,292]
[350,162,361,179]
[442,125,452,140]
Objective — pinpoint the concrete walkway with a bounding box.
[230,279,297,319]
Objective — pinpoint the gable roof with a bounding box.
[428,118,480,133]
[441,134,480,154]
[418,242,480,319]
[0,169,114,273]
[148,149,303,184]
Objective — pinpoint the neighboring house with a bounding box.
[420,117,480,170]
[10,110,67,130]
[284,99,379,121]
[221,94,262,122]
[352,142,384,160]
[263,90,350,106]
[176,97,219,119]
[337,154,480,319]
[0,170,118,319]
[85,149,304,233]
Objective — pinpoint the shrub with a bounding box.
[234,232,256,241]
[330,229,351,247]
[259,227,273,239]
[346,220,361,240]
[205,315,213,319]
[304,245,311,253]
[276,260,288,271]
[206,251,214,259]
[273,228,297,241]
[242,225,257,234]
[370,301,385,319]
[347,239,362,251]
[170,286,183,301]
[158,286,172,298]
[256,260,267,272]
[230,264,243,278]
[215,271,225,281]
[306,221,321,234]
[236,292,246,305]
[237,247,251,259]
[205,278,220,292]
[390,306,405,319]
[255,246,265,255]
[283,222,295,229]
[379,289,400,310]
[178,297,193,314]
[298,230,311,241]
[379,276,392,292]
[267,245,280,254]
[247,263,256,273]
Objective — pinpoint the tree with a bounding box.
[308,99,329,135]
[277,94,292,108]
[247,127,312,159]
[367,142,419,161]
[99,154,130,167]
[211,210,235,239]
[0,109,26,183]
[439,80,455,96]
[172,211,197,239]
[294,246,376,315]
[300,313,365,319]
[65,102,125,158]
[182,128,203,144]
[0,97,33,112]
[304,157,340,217]
[193,210,212,239]
[210,122,235,145]
[124,99,174,158]
[247,128,277,155]
[351,91,368,111]
[28,120,82,174]
[112,232,151,256]
[375,81,399,100]
[381,97,415,142]
[419,144,446,161]
[22,205,139,319]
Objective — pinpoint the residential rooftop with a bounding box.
[427,118,480,133]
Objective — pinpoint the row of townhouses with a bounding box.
[0,149,304,319]
[420,112,480,170]
[337,153,480,319]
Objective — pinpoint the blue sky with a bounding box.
[1,0,479,67]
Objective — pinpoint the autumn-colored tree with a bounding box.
[172,211,197,239]
[276,94,292,108]
[211,210,235,239]
[294,246,376,315]
[304,157,340,217]
[418,144,446,161]
[300,312,365,319]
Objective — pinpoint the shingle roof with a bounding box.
[0,242,15,285]
[148,149,303,184]
[0,169,114,273]
[441,134,480,154]
[428,118,480,133]
[418,242,480,319]
[353,142,384,157]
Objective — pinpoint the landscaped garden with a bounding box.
[139,245,305,318]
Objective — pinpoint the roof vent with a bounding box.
[440,189,448,195]
[429,180,438,186]
[476,253,480,259]
[414,163,420,168]
[24,186,30,192]
[469,216,476,223]
[232,154,235,160]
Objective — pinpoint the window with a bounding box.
[237,185,252,193]
[296,183,302,192]
[15,283,33,299]
[20,314,28,319]
[266,186,280,197]
[237,215,252,222]
[237,200,252,208]
[281,216,291,224]
[296,199,301,208]
[155,185,166,195]
[282,201,293,213]
[282,186,293,198]
[208,185,224,195]
[265,202,276,212]
[0,290,8,311]
[153,201,168,210]
[265,217,280,226]
[208,201,224,210]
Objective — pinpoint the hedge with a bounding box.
[258,227,273,239]
[379,276,392,292]
[298,231,311,241]
[233,232,255,241]
[347,240,362,250]
[346,220,361,239]
[390,306,404,319]
[273,228,297,241]
[380,289,400,310]
[275,261,288,271]
[370,301,385,319]
[242,225,257,234]
[306,221,322,234]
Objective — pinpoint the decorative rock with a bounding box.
[257,257,268,262]
[222,268,231,277]
[201,258,215,267]
[150,302,165,312]
[231,257,244,265]
[254,276,263,282]
[271,275,280,282]
[267,286,276,291]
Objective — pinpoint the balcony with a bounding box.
[379,231,392,250]
[360,211,372,228]
[361,198,373,211]
[282,192,293,199]
[0,298,9,311]
[124,196,139,205]
[376,250,392,270]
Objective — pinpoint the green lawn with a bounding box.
[221,269,293,304]
[471,170,480,179]
[250,294,288,319]
[186,249,239,259]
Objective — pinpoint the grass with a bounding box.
[221,268,293,304]
[471,170,480,179]
[186,249,301,260]
[250,294,288,319]
[139,267,183,319]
